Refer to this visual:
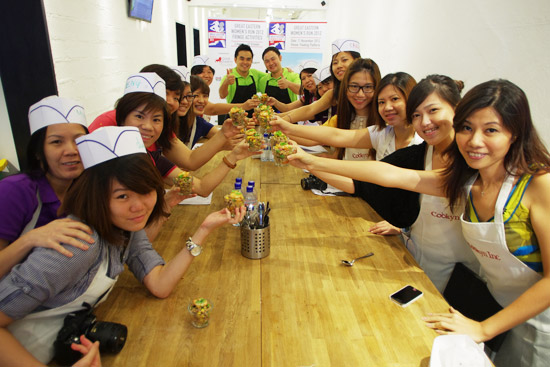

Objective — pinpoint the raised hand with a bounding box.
[287,144,317,171]
[269,115,292,133]
[277,75,289,89]
[226,69,236,85]
[201,206,246,231]
[241,98,260,111]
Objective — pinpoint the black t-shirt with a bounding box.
[148,150,176,178]
[353,142,427,228]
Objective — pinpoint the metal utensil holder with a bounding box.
[240,224,270,259]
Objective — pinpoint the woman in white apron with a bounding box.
[286,79,550,365]
[271,58,383,160]
[284,75,480,292]
[0,126,245,366]
[271,71,422,161]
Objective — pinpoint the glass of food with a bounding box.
[245,128,263,152]
[254,104,274,133]
[252,92,269,105]
[272,141,296,166]
[229,107,247,130]
[188,298,213,328]
[270,130,288,148]
[224,189,244,216]
[173,171,193,195]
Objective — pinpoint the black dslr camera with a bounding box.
[54,304,127,365]
[301,174,328,191]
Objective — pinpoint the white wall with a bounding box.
[0,82,19,170]
[325,0,550,145]
[44,0,191,122]
[2,0,550,165]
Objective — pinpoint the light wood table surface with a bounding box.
[95,154,449,367]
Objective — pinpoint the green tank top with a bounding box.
[465,174,542,273]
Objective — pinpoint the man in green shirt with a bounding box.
[258,47,301,105]
[219,44,267,116]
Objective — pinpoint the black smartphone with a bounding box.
[390,285,423,307]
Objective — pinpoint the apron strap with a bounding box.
[186,118,198,149]
[493,174,515,224]
[21,188,43,236]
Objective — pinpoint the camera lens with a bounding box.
[88,322,128,353]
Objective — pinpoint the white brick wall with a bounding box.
[44,0,191,123]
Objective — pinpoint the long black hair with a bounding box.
[443,79,550,208]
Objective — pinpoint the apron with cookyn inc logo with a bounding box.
[461,174,550,367]
[404,145,480,292]
[343,116,370,161]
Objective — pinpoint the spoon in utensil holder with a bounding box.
[341,252,374,266]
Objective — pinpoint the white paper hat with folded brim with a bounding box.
[192,55,215,71]
[28,95,87,135]
[124,72,166,100]
[297,60,319,74]
[331,39,361,55]
[313,66,331,84]
[172,65,190,82]
[76,126,146,169]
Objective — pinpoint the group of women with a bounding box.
[0,35,548,366]
[273,39,549,366]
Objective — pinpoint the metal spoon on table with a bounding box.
[341,252,374,266]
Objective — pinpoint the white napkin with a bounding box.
[300,144,328,154]
[430,335,492,367]
[177,192,213,205]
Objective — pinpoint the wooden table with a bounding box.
[95,154,449,366]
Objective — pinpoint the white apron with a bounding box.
[344,116,370,161]
[404,146,480,292]
[8,246,118,364]
[461,174,550,367]
[374,127,395,161]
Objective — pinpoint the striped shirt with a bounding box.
[0,216,164,320]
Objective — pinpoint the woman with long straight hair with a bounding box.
[287,79,550,366]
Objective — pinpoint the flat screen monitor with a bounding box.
[129,0,154,22]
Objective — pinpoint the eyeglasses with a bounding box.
[347,84,374,94]
[181,94,195,102]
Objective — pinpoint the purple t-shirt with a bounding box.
[0,174,61,243]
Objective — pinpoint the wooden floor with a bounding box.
[95,154,449,366]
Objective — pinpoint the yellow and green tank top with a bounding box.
[465,174,542,273]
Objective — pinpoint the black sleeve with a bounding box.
[352,142,427,228]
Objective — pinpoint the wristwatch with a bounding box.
[186,237,202,256]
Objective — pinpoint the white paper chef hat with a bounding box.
[192,55,215,71]
[297,60,319,74]
[331,39,361,55]
[172,65,190,82]
[28,95,87,135]
[124,72,166,100]
[76,126,146,169]
[313,66,331,84]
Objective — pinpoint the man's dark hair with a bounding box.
[234,44,253,58]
